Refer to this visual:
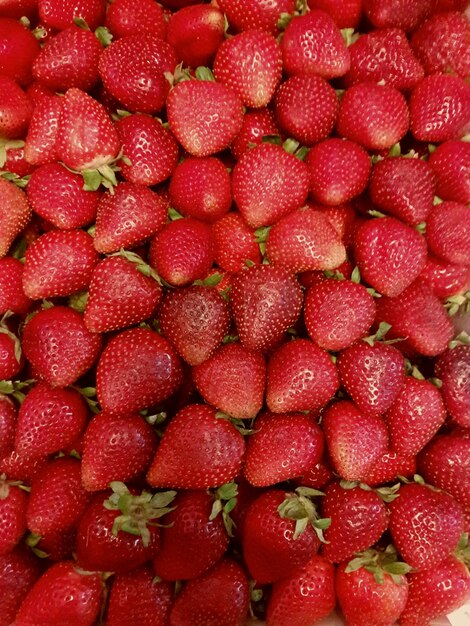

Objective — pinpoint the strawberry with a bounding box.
[230,108,279,160]
[38,0,106,31]
[419,255,470,299]
[244,412,325,487]
[217,0,295,35]
[0,476,27,555]
[304,279,376,352]
[322,400,389,481]
[0,546,41,626]
[14,383,88,459]
[81,412,158,491]
[281,11,351,79]
[170,559,250,626]
[23,94,62,166]
[22,230,99,300]
[166,3,225,68]
[14,561,103,626]
[389,481,464,570]
[212,212,261,272]
[3,145,36,177]
[105,0,166,40]
[146,404,245,488]
[0,450,47,485]
[96,327,183,415]
[84,255,162,333]
[99,34,177,115]
[307,0,362,28]
[230,265,303,352]
[93,183,168,254]
[232,143,310,228]
[107,565,173,626]
[398,555,470,626]
[337,82,409,152]
[435,346,470,428]
[192,342,266,419]
[26,163,102,229]
[0,17,40,86]
[22,306,102,388]
[159,285,230,366]
[213,29,282,109]
[426,201,470,267]
[374,280,454,356]
[411,11,470,79]
[274,74,339,145]
[0,0,38,20]
[363,0,435,32]
[369,156,436,226]
[149,217,215,287]
[409,74,470,143]
[167,72,244,157]
[26,526,76,561]
[0,177,31,258]
[32,25,102,93]
[361,450,417,487]
[354,217,428,297]
[0,395,16,458]
[0,76,33,141]
[0,325,23,380]
[429,140,470,205]
[152,489,229,580]
[386,377,446,456]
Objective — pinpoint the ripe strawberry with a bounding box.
[426,201,470,267]
[411,11,470,79]
[0,325,23,380]
[361,449,417,487]
[307,0,362,28]
[429,140,470,205]
[363,0,435,32]
[0,395,16,459]
[0,177,31,258]
[217,0,295,35]
[166,4,225,68]
[170,559,250,626]
[147,404,245,488]
[322,400,389,481]
[230,108,279,160]
[3,145,36,177]
[159,285,230,366]
[0,17,40,86]
[435,346,470,428]
[0,76,33,140]
[22,306,102,388]
[0,546,41,626]
[409,74,470,143]
[38,0,106,31]
[15,560,103,626]
[244,412,324,487]
[152,489,229,580]
[274,74,339,145]
[23,93,62,166]
[304,279,376,352]
[0,477,27,555]
[167,73,244,157]
[230,265,303,352]
[212,212,261,272]
[26,163,102,229]
[0,450,47,485]
[96,327,183,415]
[105,0,166,39]
[232,143,310,228]
[0,0,38,20]
[107,565,173,626]
[375,279,454,356]
[193,342,266,419]
[419,255,470,299]
[93,183,167,253]
[281,11,350,79]
[81,412,157,491]
[14,383,88,458]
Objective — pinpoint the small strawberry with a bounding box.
[230,108,279,160]
[3,144,36,177]
[212,212,261,272]
[105,0,167,39]
[0,17,40,86]
[0,394,16,458]
[426,201,470,267]
[0,476,28,555]
[363,0,435,32]
[435,345,470,428]
[429,140,470,205]
[419,255,470,299]
[217,0,295,35]
[38,0,106,31]
[0,177,31,258]
[0,76,33,142]
[0,546,41,626]
[23,94,63,166]
[307,0,362,28]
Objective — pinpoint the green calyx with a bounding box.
[209,481,238,538]
[111,249,165,287]
[455,533,470,568]
[0,313,22,364]
[339,479,401,503]
[449,330,470,349]
[346,544,412,585]
[445,293,470,319]
[0,379,35,404]
[277,487,330,542]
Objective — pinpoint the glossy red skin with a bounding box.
[105,0,166,39]
[0,450,47,484]
[0,76,33,140]
[38,0,106,30]
[3,145,36,177]
[0,481,27,555]
[307,0,362,28]
[231,108,279,160]
[419,256,470,299]
[0,545,42,626]
[212,212,262,273]
[0,332,23,380]
[361,449,417,487]
[426,201,470,267]
[24,93,63,166]
[0,177,32,259]
[0,395,15,459]
[0,18,40,85]
[435,346,470,428]
[0,0,38,20]
[363,0,435,32]
[217,0,295,35]
[429,140,470,205]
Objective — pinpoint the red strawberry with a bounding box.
[232,143,310,228]
[22,306,102,388]
[0,0,38,19]
[230,264,303,352]
[26,163,102,229]
[386,377,446,456]
[363,0,435,32]
[81,412,157,491]
[0,450,47,485]
[14,383,88,459]
[419,255,470,299]
[281,11,350,79]
[0,325,23,380]
[3,144,36,177]
[230,108,279,160]
[38,0,106,31]
[23,94,62,166]
[304,279,376,352]
[105,0,166,39]
[166,3,225,68]
[107,565,173,626]
[307,0,362,28]
[0,17,40,86]
[429,140,470,205]
[244,412,324,487]
[361,449,417,487]
[15,560,103,626]
[435,346,470,428]
[274,74,338,146]
[426,201,470,267]
[409,74,470,143]
[147,404,245,489]
[337,82,409,152]
[0,76,33,141]
[0,177,31,258]
[217,0,295,35]
[0,476,27,555]
[322,400,389,481]
[22,229,99,300]
[96,327,183,415]
[152,489,229,580]
[84,255,162,333]
[93,183,167,254]
[99,34,177,114]
[170,559,250,626]
[212,212,261,272]
[159,285,230,366]
[0,546,41,626]
[193,342,266,419]
[0,395,16,458]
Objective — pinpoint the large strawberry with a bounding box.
[435,345,470,428]
[429,140,470,205]
[0,17,40,86]
[0,177,31,258]
[0,476,28,555]
[0,546,41,626]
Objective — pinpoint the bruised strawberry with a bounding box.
[105,0,166,39]
[0,177,31,258]
[0,476,27,555]
[212,212,261,272]
[435,346,470,428]
[429,140,470,205]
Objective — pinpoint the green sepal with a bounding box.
[195,66,215,82]
[209,481,238,537]
[278,487,330,542]
[95,25,113,46]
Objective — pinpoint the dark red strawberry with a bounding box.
[0,76,33,141]
[0,395,16,459]
[0,17,40,86]
[0,450,47,485]
[22,306,102,388]
[230,108,279,160]
[96,327,183,415]
[23,93,62,166]
[429,140,470,205]
[0,546,41,626]
[0,177,31,258]
[0,476,27,555]
[419,255,470,299]
[307,0,362,28]
[363,0,435,32]
[105,0,166,39]
[212,212,261,272]
[217,0,295,35]
[435,346,470,428]
[426,201,470,267]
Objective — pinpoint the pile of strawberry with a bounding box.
[1,0,470,624]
